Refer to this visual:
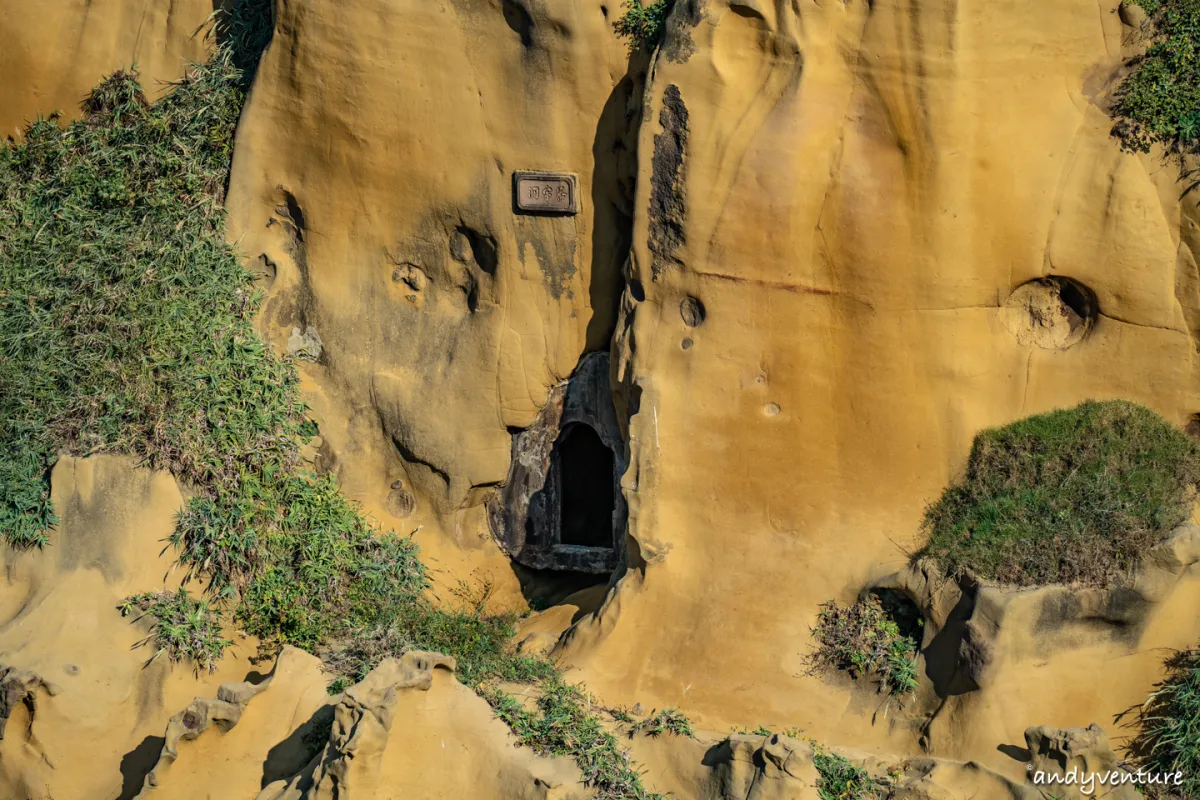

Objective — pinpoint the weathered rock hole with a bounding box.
[1185,414,1200,439]
[729,1,768,21]
[276,189,306,242]
[489,353,625,574]
[1000,276,1098,350]
[501,0,535,48]
[455,226,498,275]
[387,481,416,518]
[391,263,426,293]
[461,271,480,313]
[679,295,705,327]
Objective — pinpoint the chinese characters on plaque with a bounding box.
[513,172,578,214]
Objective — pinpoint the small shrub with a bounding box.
[486,678,666,800]
[609,706,635,723]
[1112,0,1200,159]
[812,745,879,800]
[810,593,921,697]
[920,401,1200,587]
[320,584,556,689]
[613,0,671,51]
[630,708,693,738]
[1128,648,1200,798]
[118,590,231,673]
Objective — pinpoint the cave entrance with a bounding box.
[489,352,626,574]
[557,423,616,548]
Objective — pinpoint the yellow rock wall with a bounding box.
[553,0,1200,765]
[0,457,254,800]
[0,0,215,138]
[4,0,1200,792]
[226,0,640,600]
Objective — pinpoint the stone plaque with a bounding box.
[514,171,579,215]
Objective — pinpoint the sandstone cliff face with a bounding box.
[560,0,1200,755]
[226,0,643,602]
[227,0,1200,776]
[4,0,1200,797]
[0,457,254,800]
[0,0,215,139]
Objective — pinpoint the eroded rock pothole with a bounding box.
[1000,276,1098,350]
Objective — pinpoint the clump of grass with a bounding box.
[321,583,556,689]
[1128,648,1200,798]
[1112,0,1200,160]
[486,678,665,800]
[218,0,275,80]
[118,590,231,674]
[609,706,635,724]
[613,0,671,51]
[630,708,693,738]
[730,724,802,737]
[0,55,254,548]
[811,744,880,800]
[810,593,921,697]
[920,400,1200,587]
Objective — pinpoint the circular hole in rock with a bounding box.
[681,338,693,350]
[387,486,416,518]
[1000,276,1097,350]
[680,296,706,327]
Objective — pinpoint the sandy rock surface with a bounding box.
[0,0,215,139]
[3,0,1200,798]
[0,456,254,800]
[561,0,1200,748]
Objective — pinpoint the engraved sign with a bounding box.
[514,171,579,215]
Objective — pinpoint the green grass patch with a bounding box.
[1129,648,1200,798]
[214,0,276,80]
[809,592,921,697]
[118,590,231,673]
[320,583,557,688]
[613,0,671,51]
[1112,0,1200,160]
[486,678,665,800]
[630,708,693,738]
[810,743,880,800]
[0,47,432,658]
[919,400,1200,587]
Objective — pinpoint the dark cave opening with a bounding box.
[1055,277,1097,332]
[556,423,615,548]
